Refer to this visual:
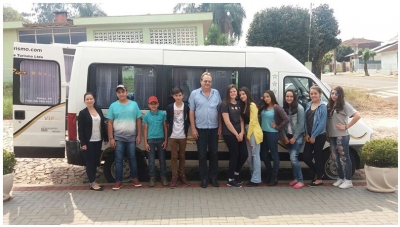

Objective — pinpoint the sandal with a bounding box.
[289,180,298,186]
[293,182,304,189]
[90,183,103,191]
[309,181,323,187]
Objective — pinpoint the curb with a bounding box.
[12,181,367,191]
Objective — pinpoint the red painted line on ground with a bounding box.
[12,182,367,191]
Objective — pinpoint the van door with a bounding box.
[13,44,68,158]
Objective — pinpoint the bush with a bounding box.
[3,149,16,175]
[360,138,398,168]
[3,82,13,119]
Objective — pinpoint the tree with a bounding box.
[335,45,353,62]
[322,52,333,73]
[309,4,341,79]
[246,6,310,64]
[3,6,31,23]
[204,23,235,46]
[31,3,106,22]
[357,48,376,76]
[173,3,246,42]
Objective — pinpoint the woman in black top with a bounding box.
[220,84,247,188]
[78,92,108,191]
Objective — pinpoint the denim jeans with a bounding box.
[287,134,304,182]
[147,138,167,178]
[330,135,352,180]
[115,140,138,182]
[260,131,280,175]
[245,126,261,183]
[196,128,219,181]
[83,141,102,184]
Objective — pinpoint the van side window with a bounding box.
[170,67,238,103]
[90,64,157,109]
[284,76,328,109]
[64,55,74,98]
[20,60,60,105]
[95,65,119,107]
[250,68,270,101]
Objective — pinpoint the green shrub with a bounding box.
[360,138,398,168]
[3,82,13,119]
[3,149,16,175]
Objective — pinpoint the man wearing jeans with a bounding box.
[188,72,221,188]
[107,84,142,190]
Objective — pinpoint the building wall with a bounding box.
[3,29,18,82]
[380,51,398,75]
[85,22,205,45]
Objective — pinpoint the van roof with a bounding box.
[77,41,283,53]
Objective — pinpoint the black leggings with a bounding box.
[83,141,102,183]
[303,133,326,180]
[223,135,248,179]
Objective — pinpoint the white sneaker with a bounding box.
[339,180,353,189]
[333,179,344,187]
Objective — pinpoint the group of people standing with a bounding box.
[77,71,361,191]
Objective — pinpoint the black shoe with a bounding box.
[246,181,259,187]
[309,182,324,187]
[234,175,243,184]
[267,174,278,186]
[200,179,208,188]
[227,179,242,188]
[210,179,220,187]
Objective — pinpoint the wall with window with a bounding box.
[18,28,87,44]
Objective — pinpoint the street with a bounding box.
[321,73,398,100]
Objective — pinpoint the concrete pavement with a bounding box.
[3,181,398,225]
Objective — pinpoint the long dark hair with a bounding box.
[238,87,256,117]
[83,92,95,101]
[283,90,298,115]
[327,86,345,115]
[222,84,238,106]
[258,90,278,112]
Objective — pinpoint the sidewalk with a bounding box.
[323,71,397,78]
[3,181,398,225]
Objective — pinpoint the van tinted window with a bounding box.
[89,64,157,109]
[20,60,60,105]
[251,68,270,101]
[284,76,328,109]
[170,67,238,103]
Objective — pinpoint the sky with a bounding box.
[4,0,399,46]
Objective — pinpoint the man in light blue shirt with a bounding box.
[188,72,221,188]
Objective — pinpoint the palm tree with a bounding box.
[173,3,246,42]
[357,48,376,76]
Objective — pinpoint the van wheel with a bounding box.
[323,147,356,180]
[103,150,149,183]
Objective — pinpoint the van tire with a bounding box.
[323,147,356,180]
[103,150,148,183]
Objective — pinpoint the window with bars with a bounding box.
[93,30,144,43]
[150,28,197,46]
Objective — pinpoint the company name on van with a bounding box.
[14,47,43,52]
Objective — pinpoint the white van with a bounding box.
[63,41,373,182]
[12,42,75,158]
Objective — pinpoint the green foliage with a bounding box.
[31,3,106,22]
[173,3,246,42]
[3,150,16,175]
[309,4,341,79]
[247,6,310,64]
[3,6,31,23]
[3,82,13,119]
[205,23,235,46]
[357,48,376,76]
[336,45,353,62]
[322,52,333,65]
[360,138,398,168]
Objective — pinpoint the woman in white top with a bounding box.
[327,86,361,189]
[78,92,109,191]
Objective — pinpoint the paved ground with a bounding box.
[3,181,398,225]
